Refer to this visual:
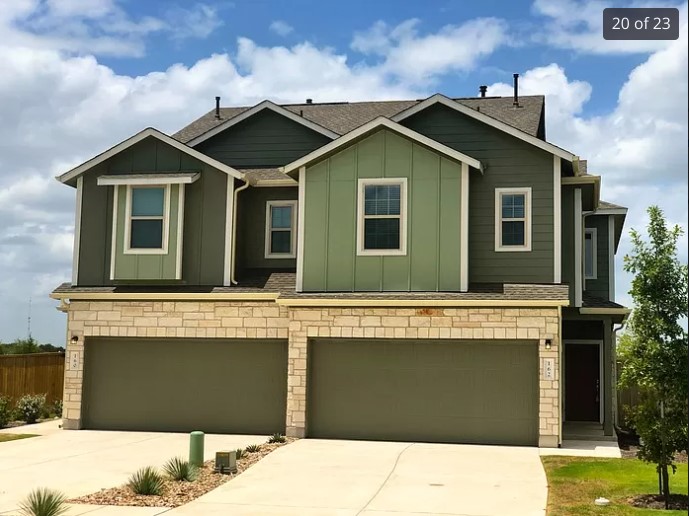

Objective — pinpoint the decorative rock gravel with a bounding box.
[69,439,294,508]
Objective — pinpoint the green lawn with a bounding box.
[542,456,688,515]
[0,433,38,442]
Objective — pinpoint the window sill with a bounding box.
[357,249,407,257]
[494,246,532,252]
[123,248,169,255]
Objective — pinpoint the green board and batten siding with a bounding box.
[112,184,180,280]
[196,109,332,168]
[402,104,554,284]
[77,136,228,285]
[585,215,610,300]
[302,129,463,292]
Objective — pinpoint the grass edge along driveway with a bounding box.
[0,433,39,443]
[541,456,688,515]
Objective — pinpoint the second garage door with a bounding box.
[82,338,287,434]
[308,339,538,445]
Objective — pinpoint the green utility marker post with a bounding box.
[189,431,205,467]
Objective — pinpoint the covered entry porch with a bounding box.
[562,304,629,440]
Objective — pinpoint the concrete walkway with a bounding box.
[167,439,548,516]
[0,420,268,515]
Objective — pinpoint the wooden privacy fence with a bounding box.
[617,384,641,427]
[0,352,65,403]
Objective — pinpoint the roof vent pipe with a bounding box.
[306,98,313,104]
[479,85,488,98]
[215,96,221,119]
[512,74,520,107]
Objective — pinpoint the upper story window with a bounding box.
[357,178,408,256]
[495,187,532,252]
[265,200,297,258]
[585,228,597,279]
[125,185,169,253]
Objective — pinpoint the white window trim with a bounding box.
[123,184,171,255]
[265,200,298,259]
[585,227,598,280]
[357,178,408,257]
[494,187,532,252]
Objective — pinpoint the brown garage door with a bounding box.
[82,338,287,434]
[308,339,538,445]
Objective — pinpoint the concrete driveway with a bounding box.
[169,439,548,516]
[0,420,268,515]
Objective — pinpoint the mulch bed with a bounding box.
[69,438,295,508]
[628,494,689,511]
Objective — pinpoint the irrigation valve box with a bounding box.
[214,450,237,474]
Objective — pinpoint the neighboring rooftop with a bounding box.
[173,95,545,144]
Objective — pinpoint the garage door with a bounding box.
[82,338,287,434]
[308,339,538,445]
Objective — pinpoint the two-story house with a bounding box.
[51,83,629,448]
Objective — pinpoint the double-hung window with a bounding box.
[125,185,169,253]
[584,228,597,279]
[357,178,407,256]
[495,187,532,251]
[265,201,297,258]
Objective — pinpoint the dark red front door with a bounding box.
[565,344,600,422]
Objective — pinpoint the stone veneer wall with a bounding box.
[63,301,560,447]
[286,307,561,447]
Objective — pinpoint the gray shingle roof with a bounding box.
[173,95,545,144]
[582,293,628,309]
[242,168,295,185]
[54,277,568,303]
[598,200,627,211]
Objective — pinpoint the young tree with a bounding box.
[618,206,688,508]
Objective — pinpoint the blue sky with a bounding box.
[0,0,686,345]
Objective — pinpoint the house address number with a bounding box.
[70,351,80,370]
[542,358,554,380]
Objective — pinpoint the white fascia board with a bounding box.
[282,117,483,174]
[391,94,576,162]
[186,100,339,147]
[97,173,200,186]
[57,128,244,185]
[593,208,628,215]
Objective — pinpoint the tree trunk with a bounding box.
[657,466,662,495]
[661,464,670,509]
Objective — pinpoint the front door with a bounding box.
[565,343,600,422]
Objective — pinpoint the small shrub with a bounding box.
[51,399,63,418]
[0,395,12,428]
[245,444,262,453]
[128,467,165,495]
[19,488,68,516]
[16,394,46,424]
[235,448,244,460]
[268,433,286,444]
[163,457,198,482]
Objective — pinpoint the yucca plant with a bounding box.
[128,466,165,495]
[163,457,198,482]
[19,488,67,516]
[268,433,286,444]
[245,443,262,453]
[235,448,244,460]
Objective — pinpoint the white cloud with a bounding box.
[532,0,687,54]
[269,20,293,37]
[351,18,509,85]
[0,0,225,57]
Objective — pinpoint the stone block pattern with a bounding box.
[286,307,561,447]
[63,301,560,447]
[63,300,289,426]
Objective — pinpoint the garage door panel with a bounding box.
[308,339,538,446]
[83,338,287,434]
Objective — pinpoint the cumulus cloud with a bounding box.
[269,20,294,37]
[532,0,688,54]
[351,17,509,84]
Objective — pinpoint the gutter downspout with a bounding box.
[611,317,629,429]
[230,178,250,285]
